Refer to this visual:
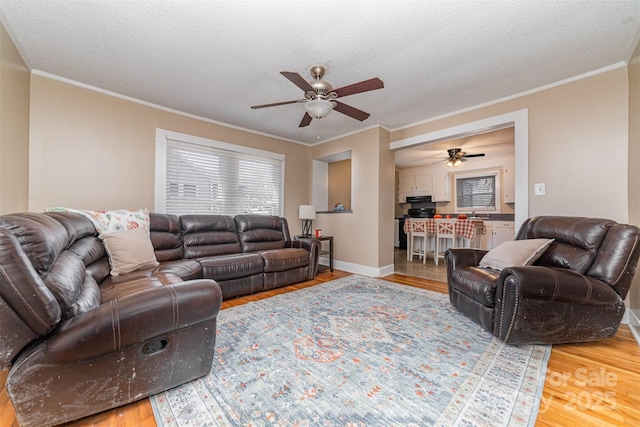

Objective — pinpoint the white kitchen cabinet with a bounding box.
[480,221,515,250]
[398,175,416,193]
[431,172,450,202]
[480,222,493,250]
[398,173,432,202]
[502,160,515,204]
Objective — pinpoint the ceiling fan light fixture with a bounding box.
[304,99,334,119]
[445,157,463,168]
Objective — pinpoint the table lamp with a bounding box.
[298,204,316,237]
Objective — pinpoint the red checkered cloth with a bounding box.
[403,218,486,240]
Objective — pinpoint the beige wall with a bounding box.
[328,159,351,210]
[28,75,312,233]
[0,21,30,214]
[312,127,394,272]
[391,67,630,223]
[628,39,640,316]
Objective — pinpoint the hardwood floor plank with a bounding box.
[1,269,638,427]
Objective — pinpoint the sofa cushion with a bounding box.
[235,214,287,252]
[155,259,203,281]
[149,213,184,262]
[99,227,159,276]
[479,238,554,271]
[200,253,264,281]
[181,215,242,257]
[260,248,310,273]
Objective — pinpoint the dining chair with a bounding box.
[435,218,457,265]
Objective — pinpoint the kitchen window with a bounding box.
[454,169,501,213]
[155,129,284,216]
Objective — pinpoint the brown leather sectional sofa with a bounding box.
[150,213,320,298]
[0,210,320,427]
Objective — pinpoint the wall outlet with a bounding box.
[534,183,546,196]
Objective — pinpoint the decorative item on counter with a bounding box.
[458,214,468,219]
[315,229,322,238]
[333,203,346,211]
[434,214,442,219]
[446,215,452,219]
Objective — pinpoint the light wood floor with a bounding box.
[1,270,639,426]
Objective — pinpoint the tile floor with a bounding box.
[393,248,448,283]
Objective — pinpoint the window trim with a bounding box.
[453,168,502,213]
[155,129,285,214]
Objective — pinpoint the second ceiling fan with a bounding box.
[251,65,384,127]
[445,148,485,167]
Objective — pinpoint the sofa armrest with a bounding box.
[494,266,624,343]
[288,238,320,278]
[43,279,222,363]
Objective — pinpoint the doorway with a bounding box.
[390,109,529,281]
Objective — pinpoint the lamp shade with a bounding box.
[304,99,334,119]
[299,204,316,220]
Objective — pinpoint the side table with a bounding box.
[295,235,334,272]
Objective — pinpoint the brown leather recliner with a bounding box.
[446,216,640,344]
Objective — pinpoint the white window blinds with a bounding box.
[162,136,284,216]
[454,169,500,212]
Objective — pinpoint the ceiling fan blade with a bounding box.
[333,101,370,121]
[251,99,305,109]
[332,77,384,97]
[281,71,315,92]
[299,112,313,127]
[464,153,486,158]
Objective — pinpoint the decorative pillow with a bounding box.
[479,238,554,271]
[46,207,151,234]
[99,227,159,276]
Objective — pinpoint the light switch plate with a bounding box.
[534,183,546,196]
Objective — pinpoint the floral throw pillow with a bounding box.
[46,207,151,235]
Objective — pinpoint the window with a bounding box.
[155,130,284,216]
[454,169,501,213]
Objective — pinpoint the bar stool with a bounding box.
[434,219,457,265]
[408,218,432,263]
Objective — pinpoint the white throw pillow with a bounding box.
[479,238,554,271]
[99,227,159,276]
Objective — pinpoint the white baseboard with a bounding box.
[318,257,394,278]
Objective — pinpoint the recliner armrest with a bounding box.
[499,266,621,305]
[42,279,222,363]
[445,248,488,268]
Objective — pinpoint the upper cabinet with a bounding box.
[431,172,450,202]
[398,172,432,202]
[397,170,450,203]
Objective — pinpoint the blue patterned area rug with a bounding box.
[151,275,550,426]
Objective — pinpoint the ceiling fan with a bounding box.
[445,148,485,167]
[251,65,384,127]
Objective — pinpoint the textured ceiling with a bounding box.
[1,0,639,150]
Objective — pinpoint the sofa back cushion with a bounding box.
[235,215,288,253]
[587,223,640,299]
[516,216,614,274]
[0,212,103,322]
[149,213,184,262]
[180,215,241,258]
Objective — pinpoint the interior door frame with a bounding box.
[390,109,529,230]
